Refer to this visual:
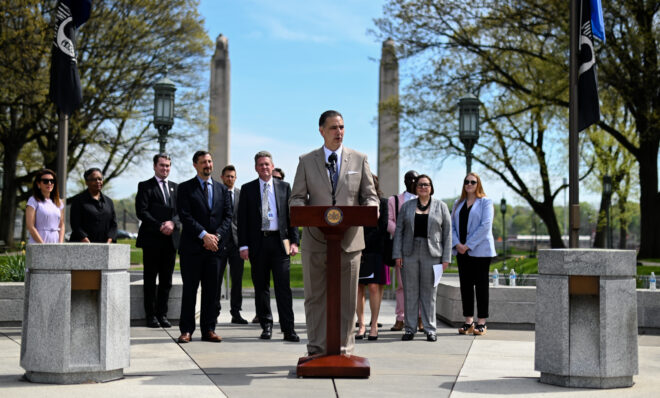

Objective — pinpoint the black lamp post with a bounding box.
[153,77,176,153]
[603,175,612,249]
[458,94,480,174]
[501,198,507,270]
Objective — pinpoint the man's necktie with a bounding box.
[162,180,171,205]
[328,152,338,188]
[261,183,271,230]
[203,182,210,208]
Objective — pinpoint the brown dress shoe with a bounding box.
[177,333,192,343]
[201,331,223,342]
[418,317,425,332]
[390,320,404,331]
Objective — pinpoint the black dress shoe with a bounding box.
[283,332,300,342]
[401,331,414,341]
[231,315,248,325]
[355,332,366,340]
[251,315,260,324]
[157,316,171,328]
[260,324,273,340]
[146,316,160,328]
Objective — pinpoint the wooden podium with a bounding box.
[290,205,378,378]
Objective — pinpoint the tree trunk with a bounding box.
[593,190,612,248]
[536,202,565,248]
[0,148,20,248]
[637,142,660,258]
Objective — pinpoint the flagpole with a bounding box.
[57,110,68,210]
[569,0,580,248]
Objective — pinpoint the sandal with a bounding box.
[473,323,487,336]
[458,323,474,335]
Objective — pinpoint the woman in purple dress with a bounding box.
[25,169,64,243]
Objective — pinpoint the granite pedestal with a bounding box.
[20,244,130,384]
[535,249,638,388]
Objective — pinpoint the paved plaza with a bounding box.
[1,298,658,397]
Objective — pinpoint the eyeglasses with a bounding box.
[417,183,431,188]
[40,178,55,184]
[464,180,478,186]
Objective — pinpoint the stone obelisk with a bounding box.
[209,34,230,180]
[378,38,399,197]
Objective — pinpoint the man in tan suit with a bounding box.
[290,110,379,356]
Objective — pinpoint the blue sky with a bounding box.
[108,0,527,206]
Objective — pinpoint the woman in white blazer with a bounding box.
[451,172,496,336]
[392,175,451,342]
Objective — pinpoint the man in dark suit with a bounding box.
[136,154,180,328]
[238,151,300,342]
[176,151,232,343]
[217,164,247,324]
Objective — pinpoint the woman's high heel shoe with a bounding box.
[368,325,379,340]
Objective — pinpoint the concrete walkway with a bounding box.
[1,298,658,397]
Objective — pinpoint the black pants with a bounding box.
[218,242,244,316]
[142,244,176,318]
[250,234,294,333]
[457,254,492,319]
[179,251,221,335]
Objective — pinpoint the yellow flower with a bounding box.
[22,250,26,255]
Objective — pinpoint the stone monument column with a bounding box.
[209,34,230,180]
[378,38,399,197]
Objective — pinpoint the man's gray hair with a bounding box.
[254,150,272,164]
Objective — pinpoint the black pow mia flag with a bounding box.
[49,0,91,116]
[577,0,600,132]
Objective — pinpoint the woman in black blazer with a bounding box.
[69,168,117,243]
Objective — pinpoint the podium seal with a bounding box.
[324,207,343,226]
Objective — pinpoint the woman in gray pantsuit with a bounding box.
[392,175,452,341]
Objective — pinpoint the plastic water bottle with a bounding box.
[650,272,657,290]
[493,269,499,287]
[509,269,516,287]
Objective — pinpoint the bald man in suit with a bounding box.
[290,110,379,356]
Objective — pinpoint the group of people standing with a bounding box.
[24,109,496,357]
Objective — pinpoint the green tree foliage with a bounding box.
[0,0,212,246]
[588,90,638,248]
[373,0,658,253]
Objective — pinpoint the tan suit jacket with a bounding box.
[290,146,379,252]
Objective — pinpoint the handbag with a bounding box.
[383,195,399,267]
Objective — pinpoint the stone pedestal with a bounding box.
[535,249,638,388]
[20,244,130,384]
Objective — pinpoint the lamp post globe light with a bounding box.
[458,94,480,175]
[603,175,612,249]
[153,76,176,154]
[501,198,507,270]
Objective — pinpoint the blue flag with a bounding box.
[590,0,605,42]
[49,0,92,116]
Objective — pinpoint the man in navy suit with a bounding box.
[136,153,180,328]
[176,151,232,343]
[238,151,300,342]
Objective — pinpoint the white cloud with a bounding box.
[244,0,380,45]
